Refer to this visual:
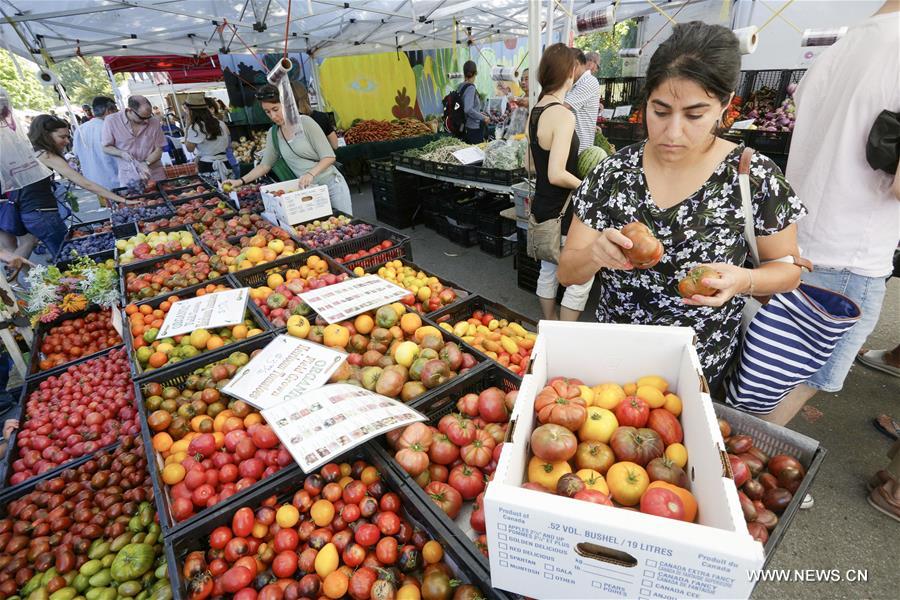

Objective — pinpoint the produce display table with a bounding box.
[335,133,441,163]
[395,164,516,195]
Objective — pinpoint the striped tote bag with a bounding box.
[724,148,861,414]
[725,284,861,413]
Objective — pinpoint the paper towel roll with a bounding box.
[617,48,642,59]
[266,57,293,85]
[801,27,848,47]
[491,66,515,82]
[733,27,759,55]
[448,72,464,80]
[577,5,615,33]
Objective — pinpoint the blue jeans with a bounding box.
[21,210,67,258]
[802,267,888,392]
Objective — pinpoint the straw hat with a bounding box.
[184,93,207,109]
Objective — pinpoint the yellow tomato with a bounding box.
[637,375,669,393]
[591,383,625,410]
[527,456,572,490]
[636,385,666,409]
[665,443,688,468]
[606,461,649,506]
[311,499,335,526]
[575,469,609,494]
[663,393,683,416]
[276,504,300,528]
[315,542,339,578]
[578,407,618,444]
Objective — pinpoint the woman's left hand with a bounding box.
[298,172,315,188]
[682,263,751,307]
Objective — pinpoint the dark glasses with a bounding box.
[255,89,279,101]
[129,108,153,121]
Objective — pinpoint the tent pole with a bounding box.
[106,65,124,107]
[545,0,555,47]
[528,0,541,109]
[168,75,186,126]
[563,0,575,45]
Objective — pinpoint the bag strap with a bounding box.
[738,147,813,272]
[557,191,573,221]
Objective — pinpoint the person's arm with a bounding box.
[0,249,33,270]
[145,146,163,166]
[559,217,633,286]
[546,109,581,189]
[326,131,339,150]
[38,152,129,204]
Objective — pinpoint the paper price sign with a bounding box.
[451,146,485,165]
[298,275,410,324]
[612,104,632,118]
[221,335,347,411]
[261,384,426,473]
[156,288,249,338]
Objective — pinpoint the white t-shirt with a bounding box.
[787,13,900,277]
[185,120,230,162]
[565,70,600,154]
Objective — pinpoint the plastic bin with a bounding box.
[64,217,112,241]
[119,247,217,304]
[164,445,507,600]
[55,248,115,272]
[116,226,204,269]
[231,249,351,289]
[134,334,279,535]
[364,258,471,316]
[478,232,516,258]
[374,197,420,230]
[371,364,520,578]
[512,180,533,219]
[55,232,116,264]
[321,227,413,271]
[477,198,516,237]
[26,305,124,380]
[713,403,826,567]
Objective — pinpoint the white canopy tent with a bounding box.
[0,0,682,62]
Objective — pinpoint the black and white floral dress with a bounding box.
[572,142,806,390]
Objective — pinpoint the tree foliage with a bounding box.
[0,49,55,111]
[54,56,122,107]
[574,19,639,78]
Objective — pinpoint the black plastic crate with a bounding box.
[123,279,271,380]
[164,444,506,600]
[478,232,516,257]
[119,247,218,304]
[445,220,478,247]
[167,190,232,208]
[516,257,540,293]
[364,258,471,316]
[603,121,645,143]
[231,249,351,289]
[746,130,793,156]
[115,226,203,269]
[597,76,645,107]
[26,306,125,380]
[56,248,115,272]
[477,199,516,237]
[112,221,139,239]
[440,194,478,227]
[158,174,205,191]
[0,348,135,491]
[133,334,279,535]
[374,197,419,230]
[322,227,413,271]
[64,216,112,241]
[713,403,826,566]
[430,295,537,377]
[372,364,520,578]
[55,231,116,263]
[369,157,393,183]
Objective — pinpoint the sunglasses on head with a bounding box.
[255,89,279,102]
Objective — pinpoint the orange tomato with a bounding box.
[148,352,168,368]
[606,462,649,506]
[125,304,138,315]
[162,463,186,485]
[152,432,173,453]
[139,304,153,315]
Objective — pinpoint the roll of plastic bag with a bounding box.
[267,58,304,140]
[733,27,759,55]
[0,86,52,193]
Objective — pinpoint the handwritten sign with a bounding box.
[298,275,410,324]
[221,335,347,411]
[156,288,249,338]
[612,104,632,119]
[451,146,486,165]
[262,384,426,473]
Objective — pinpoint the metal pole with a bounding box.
[106,65,123,107]
[528,0,541,108]
[563,0,575,45]
[168,75,185,126]
[546,0,555,47]
[54,83,80,131]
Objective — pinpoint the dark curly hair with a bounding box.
[28,114,70,156]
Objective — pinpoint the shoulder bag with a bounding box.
[526,192,571,264]
[724,148,862,414]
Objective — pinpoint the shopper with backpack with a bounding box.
[449,61,489,143]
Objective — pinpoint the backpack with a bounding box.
[442,83,473,137]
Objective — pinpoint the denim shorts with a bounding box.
[802,267,888,392]
[20,209,67,259]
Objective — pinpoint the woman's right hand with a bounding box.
[591,228,634,271]
[222,178,244,189]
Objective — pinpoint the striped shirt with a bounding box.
[565,70,600,153]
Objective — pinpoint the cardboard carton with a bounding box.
[260,180,332,225]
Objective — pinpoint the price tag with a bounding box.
[731,119,756,130]
[261,384,426,473]
[451,146,485,165]
[600,108,615,120]
[156,288,249,338]
[221,335,347,411]
[613,104,632,118]
[298,275,410,324]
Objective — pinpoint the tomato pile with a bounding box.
[144,351,292,522]
[192,212,271,250]
[524,376,699,523]
[36,310,121,373]
[334,239,395,265]
[435,309,536,375]
[10,348,139,486]
[719,417,807,544]
[168,185,212,199]
[181,459,485,600]
[143,199,234,232]
[387,384,516,557]
[249,255,350,328]
[357,260,461,315]
[125,286,265,373]
[0,439,171,600]
[123,249,222,302]
[289,304,479,403]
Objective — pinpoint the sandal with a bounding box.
[872,415,900,441]
[857,350,900,379]
[867,470,891,492]
[867,481,900,523]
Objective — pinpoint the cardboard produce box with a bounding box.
[260,179,331,226]
[484,322,764,599]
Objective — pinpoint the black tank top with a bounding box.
[529,102,580,230]
[14,175,56,213]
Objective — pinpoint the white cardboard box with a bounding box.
[260,179,332,225]
[484,321,764,599]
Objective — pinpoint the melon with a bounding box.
[577,146,608,178]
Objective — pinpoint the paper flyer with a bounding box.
[298,275,410,324]
[452,146,486,165]
[156,288,249,338]
[221,335,347,411]
[262,384,426,473]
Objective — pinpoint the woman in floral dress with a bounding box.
[558,22,807,393]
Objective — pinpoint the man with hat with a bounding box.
[101,94,167,186]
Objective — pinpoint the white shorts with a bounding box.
[536,259,594,311]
